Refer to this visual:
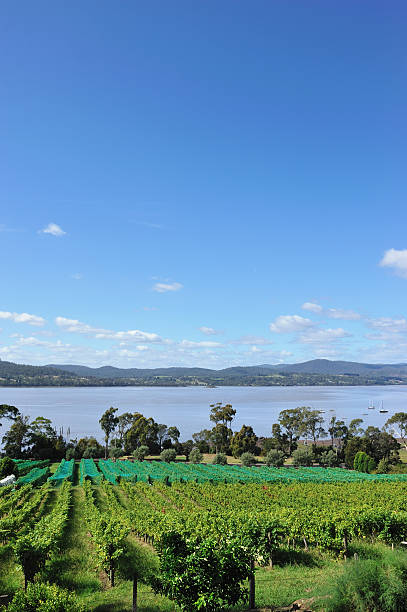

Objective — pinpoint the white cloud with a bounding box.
[301,302,360,320]
[232,335,273,346]
[326,308,361,320]
[380,248,407,278]
[302,302,323,313]
[199,326,222,336]
[179,340,223,348]
[0,311,45,326]
[55,316,163,343]
[71,273,83,280]
[39,223,66,237]
[153,282,183,293]
[367,317,407,334]
[269,315,314,333]
[298,327,352,344]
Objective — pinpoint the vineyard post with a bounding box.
[249,558,255,609]
[133,574,138,611]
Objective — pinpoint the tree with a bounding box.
[328,416,348,450]
[262,424,292,455]
[0,404,19,427]
[75,437,104,458]
[301,408,326,446]
[152,532,253,612]
[364,427,400,463]
[133,445,149,461]
[160,448,176,463]
[265,449,285,467]
[157,424,169,451]
[385,413,407,450]
[320,449,339,467]
[348,418,364,438]
[167,426,180,445]
[212,453,227,465]
[117,412,134,446]
[192,429,212,453]
[125,414,160,454]
[240,452,256,467]
[209,403,236,429]
[230,425,258,458]
[292,446,313,467]
[2,415,30,458]
[210,423,232,454]
[344,437,368,468]
[189,447,203,464]
[278,407,307,455]
[0,457,17,479]
[100,407,119,459]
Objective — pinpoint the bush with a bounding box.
[109,446,123,459]
[0,457,17,479]
[212,453,227,465]
[189,447,203,464]
[6,582,84,611]
[133,445,150,461]
[320,449,339,467]
[160,448,177,463]
[354,451,376,473]
[324,547,407,612]
[265,449,285,467]
[292,446,313,467]
[82,446,100,459]
[65,448,75,461]
[240,452,256,467]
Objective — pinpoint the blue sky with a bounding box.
[1,1,406,368]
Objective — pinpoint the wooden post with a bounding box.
[249,559,255,609]
[133,574,138,612]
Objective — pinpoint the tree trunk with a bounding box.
[133,575,138,611]
[24,574,28,592]
[249,559,255,609]
[110,566,115,587]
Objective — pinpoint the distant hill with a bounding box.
[48,359,407,379]
[1,358,407,387]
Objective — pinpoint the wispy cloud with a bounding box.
[55,316,164,343]
[269,315,314,333]
[199,326,223,336]
[153,282,183,293]
[39,223,66,237]
[380,248,407,279]
[302,302,360,320]
[71,273,83,280]
[0,311,45,326]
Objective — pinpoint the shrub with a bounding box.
[160,448,177,463]
[324,547,407,612]
[354,451,376,473]
[133,445,149,461]
[265,449,285,467]
[0,457,17,479]
[320,449,339,467]
[292,446,313,467]
[212,453,227,465]
[109,446,123,459]
[189,447,203,464]
[240,452,256,467]
[65,448,75,461]
[82,446,100,459]
[6,582,84,611]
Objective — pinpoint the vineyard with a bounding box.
[1,459,407,610]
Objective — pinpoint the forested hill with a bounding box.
[0,358,406,387]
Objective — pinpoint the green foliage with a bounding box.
[324,547,407,612]
[189,447,203,464]
[212,452,227,465]
[65,447,75,461]
[160,448,176,463]
[292,446,314,466]
[0,457,17,479]
[320,449,339,467]
[240,452,256,467]
[99,407,119,458]
[109,446,123,458]
[133,445,149,460]
[230,425,258,458]
[152,531,252,611]
[6,582,84,611]
[265,449,285,467]
[354,451,376,473]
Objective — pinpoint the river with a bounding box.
[0,385,406,443]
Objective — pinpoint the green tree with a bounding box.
[210,423,232,454]
[99,407,119,459]
[328,416,348,450]
[152,532,253,612]
[0,404,20,427]
[301,408,326,446]
[344,437,368,468]
[167,426,180,445]
[385,413,407,450]
[230,425,258,458]
[117,412,134,446]
[0,457,17,479]
[348,418,364,438]
[292,446,313,467]
[1,415,30,458]
[189,447,203,464]
[209,403,236,429]
[278,407,307,455]
[212,452,227,465]
[320,449,339,467]
[265,449,285,467]
[240,452,256,467]
[160,448,176,463]
[133,445,149,461]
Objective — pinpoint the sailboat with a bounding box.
[379,401,388,414]
[367,400,375,410]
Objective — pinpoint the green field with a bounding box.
[2,460,407,611]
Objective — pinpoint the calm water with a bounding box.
[0,385,406,443]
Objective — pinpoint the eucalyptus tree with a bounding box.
[100,407,119,459]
